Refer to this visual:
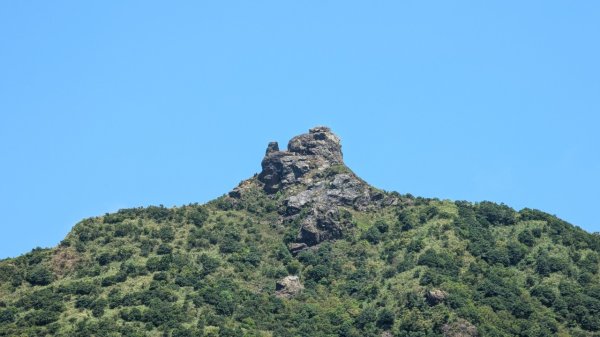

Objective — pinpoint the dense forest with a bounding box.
[1,127,599,336]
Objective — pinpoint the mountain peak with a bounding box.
[3,127,600,337]
[232,127,398,252]
[257,126,344,193]
[287,126,343,164]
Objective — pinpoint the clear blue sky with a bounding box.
[1,2,599,258]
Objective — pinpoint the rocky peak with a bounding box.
[257,126,344,194]
[287,126,343,164]
[265,141,280,155]
[232,126,398,253]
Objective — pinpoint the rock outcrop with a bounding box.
[231,126,399,252]
[425,289,449,305]
[257,126,343,193]
[275,275,304,298]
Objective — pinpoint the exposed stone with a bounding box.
[275,275,304,298]
[287,126,343,164]
[266,141,279,155]
[228,179,254,198]
[228,189,241,198]
[441,319,479,337]
[248,126,400,250]
[285,189,318,215]
[258,152,313,194]
[288,242,309,255]
[426,289,449,305]
[297,205,350,246]
[327,173,367,206]
[258,127,343,194]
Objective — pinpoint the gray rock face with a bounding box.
[236,126,399,250]
[297,205,349,246]
[275,275,304,298]
[265,141,279,155]
[258,126,342,194]
[258,152,313,194]
[426,289,449,305]
[287,126,343,164]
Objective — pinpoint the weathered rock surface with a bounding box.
[232,126,399,250]
[257,126,342,194]
[287,126,343,164]
[426,289,449,305]
[275,275,304,298]
[297,205,350,246]
[288,242,308,255]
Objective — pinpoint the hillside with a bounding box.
[1,126,599,337]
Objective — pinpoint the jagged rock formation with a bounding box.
[231,126,398,253]
[257,126,343,194]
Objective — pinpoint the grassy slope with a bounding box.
[1,181,599,337]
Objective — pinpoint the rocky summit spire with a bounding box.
[287,126,343,164]
[258,126,344,193]
[230,126,398,254]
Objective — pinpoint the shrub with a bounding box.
[101,272,127,287]
[219,236,242,254]
[531,285,556,307]
[25,265,53,286]
[97,252,112,266]
[507,241,527,265]
[306,265,329,282]
[156,244,173,255]
[475,201,517,226]
[156,226,175,242]
[536,252,568,276]
[0,308,16,324]
[59,280,99,295]
[376,308,395,329]
[363,226,382,244]
[398,210,419,230]
[91,299,108,317]
[147,255,173,272]
[198,254,220,276]
[518,230,535,247]
[75,295,96,310]
[24,309,60,326]
[355,307,377,329]
[417,249,459,276]
[145,206,172,222]
[187,207,209,227]
[406,239,424,253]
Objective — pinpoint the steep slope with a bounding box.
[1,127,599,337]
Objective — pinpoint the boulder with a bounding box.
[426,289,448,305]
[288,242,308,255]
[275,275,304,298]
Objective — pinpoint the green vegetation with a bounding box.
[1,188,600,336]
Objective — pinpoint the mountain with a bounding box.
[1,126,599,337]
